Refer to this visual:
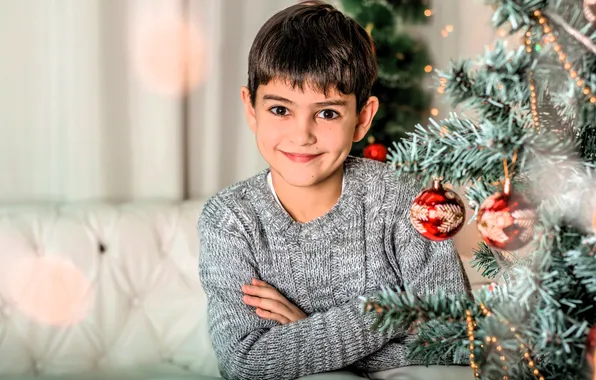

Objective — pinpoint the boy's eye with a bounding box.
[317,109,340,120]
[269,106,289,116]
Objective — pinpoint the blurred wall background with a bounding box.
[0,0,503,277]
[0,0,500,202]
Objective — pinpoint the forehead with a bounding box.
[257,78,354,104]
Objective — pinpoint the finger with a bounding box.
[252,278,273,288]
[242,285,291,307]
[256,307,290,324]
[243,296,293,317]
[242,284,303,316]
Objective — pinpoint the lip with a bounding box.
[281,152,322,163]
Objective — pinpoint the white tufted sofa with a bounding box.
[0,201,384,380]
[0,201,225,379]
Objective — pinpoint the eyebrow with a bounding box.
[262,94,348,107]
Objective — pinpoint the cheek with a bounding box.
[255,118,284,147]
[317,122,354,147]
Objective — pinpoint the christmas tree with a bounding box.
[361,1,596,379]
[339,0,434,161]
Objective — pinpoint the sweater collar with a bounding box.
[252,156,363,236]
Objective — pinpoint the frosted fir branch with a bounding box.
[437,43,533,127]
[565,236,596,295]
[545,10,596,55]
[487,0,547,31]
[360,286,477,332]
[407,319,469,365]
[470,242,509,280]
[386,112,554,188]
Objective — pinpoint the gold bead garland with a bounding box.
[466,310,480,378]
[532,10,596,104]
[524,30,543,133]
[479,303,545,380]
[524,31,540,132]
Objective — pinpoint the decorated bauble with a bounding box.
[409,179,466,241]
[585,0,596,26]
[476,179,536,251]
[587,325,596,369]
[364,143,388,162]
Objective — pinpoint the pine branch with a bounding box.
[360,286,477,333]
[470,242,510,280]
[566,236,596,296]
[407,319,470,365]
[487,0,547,32]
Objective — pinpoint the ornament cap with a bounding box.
[503,177,511,195]
[432,178,442,190]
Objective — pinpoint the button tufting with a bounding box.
[98,242,106,254]
[131,297,141,308]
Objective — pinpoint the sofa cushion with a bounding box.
[0,201,219,377]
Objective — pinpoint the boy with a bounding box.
[198,1,471,379]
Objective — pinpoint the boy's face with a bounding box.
[241,79,378,188]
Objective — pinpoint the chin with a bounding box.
[276,170,324,188]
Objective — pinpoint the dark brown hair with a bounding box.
[247,0,377,112]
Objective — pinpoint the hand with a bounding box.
[242,278,307,324]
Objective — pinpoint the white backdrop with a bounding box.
[0,0,498,203]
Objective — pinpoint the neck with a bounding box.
[271,167,344,224]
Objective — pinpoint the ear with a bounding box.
[353,96,379,142]
[241,86,257,133]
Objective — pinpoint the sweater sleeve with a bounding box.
[198,197,397,380]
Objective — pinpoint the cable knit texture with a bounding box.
[198,156,470,380]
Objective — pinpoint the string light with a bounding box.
[466,310,480,378]
[532,9,596,104]
[524,31,540,132]
[479,303,545,380]
[445,24,454,32]
[424,9,432,17]
[431,108,439,116]
[425,65,433,73]
[441,30,449,38]
[437,78,447,94]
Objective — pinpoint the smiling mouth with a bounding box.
[281,152,322,163]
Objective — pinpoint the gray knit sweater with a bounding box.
[198,156,470,380]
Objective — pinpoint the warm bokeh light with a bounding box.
[424,9,432,17]
[445,25,454,32]
[424,65,433,73]
[592,208,596,232]
[441,30,449,38]
[130,6,208,96]
[5,255,94,326]
[431,108,439,116]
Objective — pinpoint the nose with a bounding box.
[289,116,317,146]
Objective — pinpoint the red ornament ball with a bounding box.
[363,143,388,162]
[410,179,466,241]
[477,184,536,251]
[587,324,596,368]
